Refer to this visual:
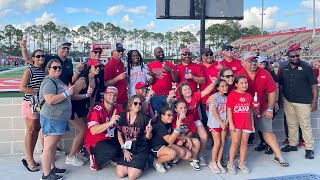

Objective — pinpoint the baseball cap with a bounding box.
[113,43,125,51]
[87,59,101,67]
[203,48,213,54]
[58,38,71,47]
[91,44,103,52]
[135,82,148,89]
[105,86,118,94]
[243,51,258,61]
[288,43,301,51]
[181,48,191,54]
[257,56,266,63]
[222,44,233,51]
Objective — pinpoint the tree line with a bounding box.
[0,20,265,58]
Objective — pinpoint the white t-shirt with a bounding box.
[207,93,227,129]
[127,65,152,98]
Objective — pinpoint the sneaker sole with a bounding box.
[65,161,84,166]
[273,159,290,167]
[237,167,250,173]
[208,165,220,174]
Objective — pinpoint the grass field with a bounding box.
[0,69,25,78]
[0,92,24,98]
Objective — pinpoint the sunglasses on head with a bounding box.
[223,74,234,79]
[61,46,70,50]
[50,66,62,70]
[117,49,124,53]
[289,55,300,58]
[93,51,102,55]
[133,102,142,106]
[204,53,213,57]
[35,55,45,58]
[182,52,191,56]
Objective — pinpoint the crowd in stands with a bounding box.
[0,52,24,67]
[18,36,319,180]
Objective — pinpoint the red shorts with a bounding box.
[209,128,228,132]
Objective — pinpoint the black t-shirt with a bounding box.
[44,55,73,85]
[118,112,149,154]
[150,120,172,148]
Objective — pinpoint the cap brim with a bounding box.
[92,48,103,52]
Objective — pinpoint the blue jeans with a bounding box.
[150,95,167,114]
[40,115,69,137]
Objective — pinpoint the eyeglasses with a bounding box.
[246,59,258,64]
[204,53,213,57]
[224,48,233,51]
[252,49,260,51]
[289,55,300,58]
[93,51,102,55]
[61,47,70,51]
[139,87,147,91]
[182,52,191,56]
[165,114,173,117]
[94,65,102,69]
[133,102,142,106]
[35,55,45,58]
[49,66,62,70]
[223,74,234,79]
[117,49,124,53]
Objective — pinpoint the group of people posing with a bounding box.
[19,37,318,180]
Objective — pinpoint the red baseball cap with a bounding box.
[135,82,147,89]
[105,86,118,94]
[288,44,301,51]
[87,59,100,67]
[91,44,103,52]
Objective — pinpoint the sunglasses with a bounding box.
[49,66,62,70]
[117,49,124,53]
[204,53,213,57]
[139,87,147,91]
[223,74,234,79]
[224,48,233,51]
[94,65,102,69]
[61,47,70,50]
[182,52,191,56]
[289,55,300,58]
[35,55,45,58]
[246,59,258,64]
[93,51,102,55]
[133,102,142,106]
[165,114,173,117]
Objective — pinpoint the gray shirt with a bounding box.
[39,76,72,121]
[207,93,227,129]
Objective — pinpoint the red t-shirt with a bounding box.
[314,68,319,78]
[172,114,196,142]
[104,57,128,104]
[220,58,243,74]
[180,92,201,121]
[199,62,219,104]
[147,60,177,95]
[226,90,253,130]
[84,103,124,153]
[176,62,204,93]
[236,67,277,112]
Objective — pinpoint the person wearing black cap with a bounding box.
[220,45,243,74]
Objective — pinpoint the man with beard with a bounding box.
[127,50,154,98]
[236,51,289,167]
[279,49,318,159]
[147,47,179,113]
[135,82,155,119]
[104,43,127,108]
[220,44,243,74]
[84,86,124,171]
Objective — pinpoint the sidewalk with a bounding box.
[1,140,319,180]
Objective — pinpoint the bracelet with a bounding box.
[121,144,125,150]
[266,108,273,112]
[63,91,69,97]
[74,70,80,75]
[84,94,88,98]
[173,128,180,133]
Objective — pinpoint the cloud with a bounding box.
[12,21,33,30]
[168,24,199,34]
[145,21,155,31]
[301,0,320,10]
[35,12,57,25]
[283,9,309,17]
[121,14,133,26]
[106,5,147,16]
[24,0,55,11]
[0,9,12,19]
[65,7,100,16]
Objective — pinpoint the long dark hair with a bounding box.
[218,67,232,79]
[177,81,191,99]
[127,95,145,127]
[155,106,172,124]
[127,50,145,83]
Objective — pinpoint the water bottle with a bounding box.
[185,67,189,81]
[253,92,260,119]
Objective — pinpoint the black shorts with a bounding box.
[117,150,149,171]
[151,145,165,158]
[90,139,121,167]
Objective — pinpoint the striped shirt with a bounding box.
[23,65,46,101]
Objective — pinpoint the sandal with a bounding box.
[22,159,40,172]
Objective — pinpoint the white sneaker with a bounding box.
[163,162,171,169]
[199,156,207,166]
[153,159,166,173]
[76,152,89,162]
[189,159,201,171]
[66,155,85,166]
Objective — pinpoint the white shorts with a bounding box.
[194,120,203,127]
[235,129,253,133]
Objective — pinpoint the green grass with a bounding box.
[0,67,10,71]
[0,92,24,98]
[0,69,25,78]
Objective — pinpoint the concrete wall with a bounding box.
[0,97,319,155]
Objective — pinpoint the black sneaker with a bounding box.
[248,138,255,146]
[255,143,267,151]
[41,172,63,180]
[265,146,273,155]
[305,150,314,159]
[53,167,67,175]
[281,145,298,152]
[273,157,289,167]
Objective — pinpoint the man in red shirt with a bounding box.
[147,47,179,113]
[104,43,127,108]
[236,51,289,167]
[176,48,205,94]
[85,86,124,171]
[220,44,243,74]
[199,48,219,126]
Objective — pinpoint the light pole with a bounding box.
[261,0,264,35]
[312,0,316,38]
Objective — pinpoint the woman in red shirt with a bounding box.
[226,75,254,174]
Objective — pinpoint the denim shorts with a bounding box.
[40,115,69,137]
